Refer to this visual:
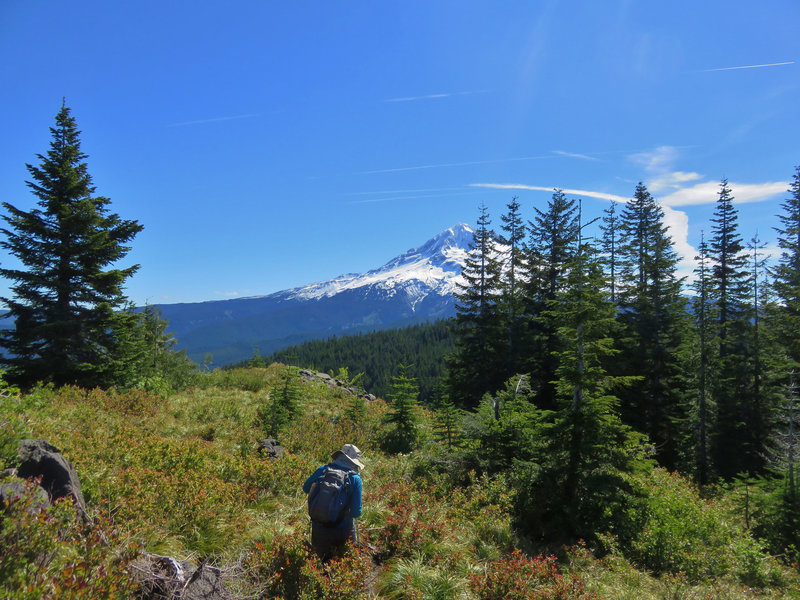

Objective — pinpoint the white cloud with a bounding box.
[648,171,703,193]
[659,180,787,207]
[470,183,627,203]
[660,205,697,277]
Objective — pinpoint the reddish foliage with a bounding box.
[469,550,598,600]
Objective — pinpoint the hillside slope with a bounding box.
[2,366,797,599]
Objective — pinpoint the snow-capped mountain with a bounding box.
[155,224,474,365]
[274,224,472,307]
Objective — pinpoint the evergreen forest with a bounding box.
[258,320,455,403]
[2,105,800,599]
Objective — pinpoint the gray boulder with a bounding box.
[258,438,285,459]
[16,439,87,518]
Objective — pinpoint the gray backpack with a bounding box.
[307,465,351,525]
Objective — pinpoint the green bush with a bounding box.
[628,469,783,586]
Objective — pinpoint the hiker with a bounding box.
[302,443,364,557]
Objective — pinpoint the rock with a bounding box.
[0,479,50,512]
[298,369,379,402]
[258,438,285,460]
[133,554,229,600]
[16,439,87,518]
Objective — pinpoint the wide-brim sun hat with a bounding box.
[332,443,365,470]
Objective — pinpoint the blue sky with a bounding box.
[1,1,798,306]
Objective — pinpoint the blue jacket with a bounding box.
[303,462,362,529]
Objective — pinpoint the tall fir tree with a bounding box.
[773,166,800,368]
[691,233,715,485]
[525,189,579,411]
[746,234,783,475]
[514,215,647,544]
[497,196,528,377]
[0,103,144,388]
[599,200,621,304]
[708,178,754,478]
[447,204,503,407]
[615,183,689,470]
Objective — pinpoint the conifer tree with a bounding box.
[763,372,800,558]
[257,365,302,437]
[431,384,463,450]
[447,204,503,407]
[708,179,753,478]
[746,234,783,475]
[126,304,197,391]
[525,189,579,411]
[382,363,420,453]
[773,166,800,368]
[599,200,621,304]
[497,196,528,376]
[615,182,689,470]
[0,103,143,388]
[514,214,647,544]
[691,233,715,485]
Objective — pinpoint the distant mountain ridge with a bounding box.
[155,224,474,365]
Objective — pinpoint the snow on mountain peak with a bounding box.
[280,224,474,308]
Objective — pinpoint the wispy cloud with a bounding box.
[699,61,794,72]
[347,190,485,205]
[629,145,682,172]
[361,155,554,175]
[470,183,627,203]
[384,89,489,103]
[659,180,787,207]
[552,150,599,161]
[167,113,259,127]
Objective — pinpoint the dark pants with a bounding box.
[310,520,354,558]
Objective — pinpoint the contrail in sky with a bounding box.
[700,61,794,72]
[385,89,489,102]
[168,113,259,127]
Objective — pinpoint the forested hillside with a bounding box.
[258,320,456,402]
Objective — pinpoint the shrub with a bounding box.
[244,532,371,600]
[628,469,783,586]
[0,480,139,599]
[469,550,597,600]
[364,479,447,560]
